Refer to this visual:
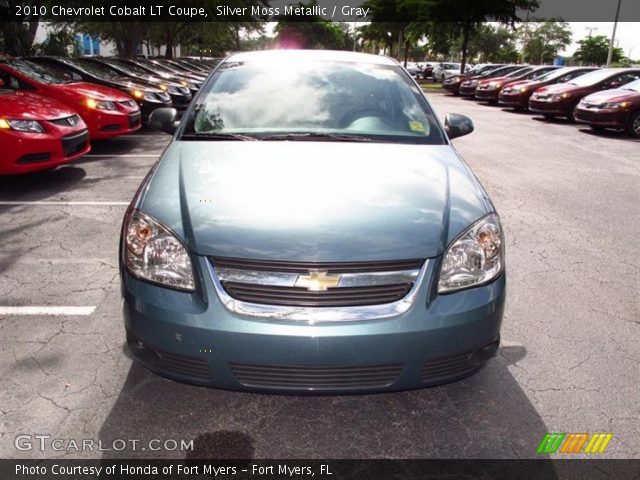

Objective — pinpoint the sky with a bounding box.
[565,23,639,59]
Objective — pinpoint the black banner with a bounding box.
[1,0,640,22]
[2,460,640,480]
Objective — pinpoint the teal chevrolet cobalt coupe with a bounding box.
[120,50,506,393]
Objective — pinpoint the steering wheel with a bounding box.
[339,107,394,128]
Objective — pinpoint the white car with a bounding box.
[432,63,465,82]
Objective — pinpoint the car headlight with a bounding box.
[601,101,630,109]
[0,119,45,133]
[124,209,195,292]
[143,92,159,101]
[438,213,504,294]
[86,99,116,110]
[518,86,529,93]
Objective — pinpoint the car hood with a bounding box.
[135,142,492,261]
[535,83,587,95]
[0,91,76,119]
[54,82,133,101]
[581,88,640,104]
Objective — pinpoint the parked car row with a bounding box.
[441,63,640,138]
[0,56,217,174]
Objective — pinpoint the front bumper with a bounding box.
[459,85,477,97]
[85,110,142,140]
[475,89,499,102]
[0,128,90,175]
[574,107,627,129]
[122,256,506,393]
[528,98,572,117]
[498,93,529,108]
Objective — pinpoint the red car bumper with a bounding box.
[574,107,628,130]
[498,92,529,108]
[0,126,90,175]
[528,98,573,117]
[80,102,142,140]
[475,88,499,102]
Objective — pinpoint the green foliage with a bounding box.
[33,26,76,56]
[520,21,572,64]
[573,34,624,65]
[274,3,352,50]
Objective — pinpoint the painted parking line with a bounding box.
[84,154,160,158]
[0,201,129,206]
[0,306,96,316]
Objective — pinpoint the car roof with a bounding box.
[226,49,398,66]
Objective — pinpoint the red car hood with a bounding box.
[55,82,133,102]
[478,75,509,85]
[0,91,76,119]
[535,83,579,95]
[581,88,640,104]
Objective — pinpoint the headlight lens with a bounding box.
[0,119,45,133]
[601,101,630,109]
[438,214,504,294]
[142,91,158,101]
[87,99,116,110]
[125,210,195,292]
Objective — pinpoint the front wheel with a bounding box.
[627,111,640,139]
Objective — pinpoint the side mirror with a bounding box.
[149,108,178,134]
[444,113,474,140]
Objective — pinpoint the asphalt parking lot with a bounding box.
[1,92,638,460]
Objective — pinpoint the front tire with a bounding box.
[627,111,640,139]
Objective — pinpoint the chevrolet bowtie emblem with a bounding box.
[296,271,341,291]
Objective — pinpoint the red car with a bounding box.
[499,66,598,110]
[0,58,141,140]
[474,66,559,104]
[0,81,90,175]
[529,68,640,121]
[574,78,640,138]
[459,65,528,97]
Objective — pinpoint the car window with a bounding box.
[1,59,71,84]
[74,60,121,80]
[568,69,630,87]
[184,60,446,145]
[622,79,640,92]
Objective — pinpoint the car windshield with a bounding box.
[103,59,142,76]
[2,59,72,84]
[73,60,121,80]
[622,79,640,92]
[481,66,512,77]
[505,67,534,78]
[182,59,446,145]
[568,69,620,86]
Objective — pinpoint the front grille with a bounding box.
[62,130,88,156]
[212,257,422,308]
[212,257,422,274]
[157,350,211,381]
[17,152,51,164]
[128,112,141,127]
[421,352,478,383]
[49,114,80,127]
[126,331,211,382]
[230,362,404,390]
[101,124,121,131]
[223,282,412,307]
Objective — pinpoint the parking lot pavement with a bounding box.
[0,100,638,460]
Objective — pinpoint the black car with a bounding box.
[82,57,192,111]
[28,57,172,120]
[118,58,201,96]
[139,58,207,83]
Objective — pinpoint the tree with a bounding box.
[520,21,571,64]
[274,3,351,50]
[573,34,623,66]
[463,24,519,63]
[0,0,40,55]
[33,25,77,56]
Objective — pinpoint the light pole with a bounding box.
[606,0,623,67]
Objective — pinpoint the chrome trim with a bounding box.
[216,266,420,289]
[207,261,428,324]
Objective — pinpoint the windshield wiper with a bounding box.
[260,132,374,142]
[181,133,258,141]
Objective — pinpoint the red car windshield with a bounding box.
[622,79,640,92]
[2,59,72,84]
